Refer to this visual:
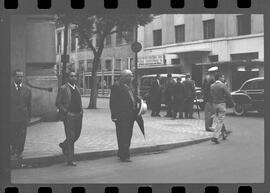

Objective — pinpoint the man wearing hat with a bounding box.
[10,69,32,160]
[183,73,196,119]
[110,69,146,162]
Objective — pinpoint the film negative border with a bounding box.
[0,0,269,193]
[1,0,259,10]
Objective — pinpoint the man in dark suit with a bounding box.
[10,70,32,159]
[109,69,140,162]
[173,77,186,119]
[56,71,83,166]
[164,74,175,117]
[183,73,196,119]
[150,74,162,117]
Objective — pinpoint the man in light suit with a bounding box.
[56,71,83,166]
[110,69,144,162]
[10,70,32,159]
[210,73,234,144]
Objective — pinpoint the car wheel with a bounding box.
[233,103,246,116]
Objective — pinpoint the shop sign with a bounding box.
[138,55,165,66]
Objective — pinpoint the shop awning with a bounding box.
[195,59,264,66]
[137,65,182,75]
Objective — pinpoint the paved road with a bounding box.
[12,112,264,183]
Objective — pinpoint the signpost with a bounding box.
[131,27,142,95]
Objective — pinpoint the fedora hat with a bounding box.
[137,99,147,116]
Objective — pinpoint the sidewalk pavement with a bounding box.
[12,97,213,168]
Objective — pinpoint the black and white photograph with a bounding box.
[6,13,264,184]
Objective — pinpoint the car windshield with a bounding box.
[241,79,264,90]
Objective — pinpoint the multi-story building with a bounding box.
[55,25,135,95]
[137,14,264,91]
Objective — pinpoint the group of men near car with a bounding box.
[150,73,196,119]
[10,67,234,167]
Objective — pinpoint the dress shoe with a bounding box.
[222,130,232,140]
[211,138,220,144]
[59,143,68,156]
[120,158,132,162]
[67,161,77,166]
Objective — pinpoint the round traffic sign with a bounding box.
[131,42,142,53]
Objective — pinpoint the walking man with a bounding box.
[183,73,196,119]
[109,70,140,162]
[173,77,185,119]
[10,69,32,160]
[210,73,234,144]
[202,72,215,131]
[150,74,162,117]
[56,71,83,166]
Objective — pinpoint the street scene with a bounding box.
[9,14,264,183]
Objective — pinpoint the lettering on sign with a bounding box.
[138,55,165,66]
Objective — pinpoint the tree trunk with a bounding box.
[88,57,99,109]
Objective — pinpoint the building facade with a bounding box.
[11,15,58,120]
[55,25,136,95]
[138,14,264,91]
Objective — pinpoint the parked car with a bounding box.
[231,77,264,116]
[139,74,204,110]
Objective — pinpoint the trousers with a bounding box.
[184,98,194,118]
[115,117,134,160]
[62,113,82,162]
[10,121,27,156]
[204,102,214,130]
[212,103,226,139]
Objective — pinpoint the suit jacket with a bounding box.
[55,83,83,121]
[210,81,233,105]
[110,82,145,136]
[109,82,136,121]
[183,79,196,99]
[10,83,32,123]
[150,79,162,100]
[173,82,185,101]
